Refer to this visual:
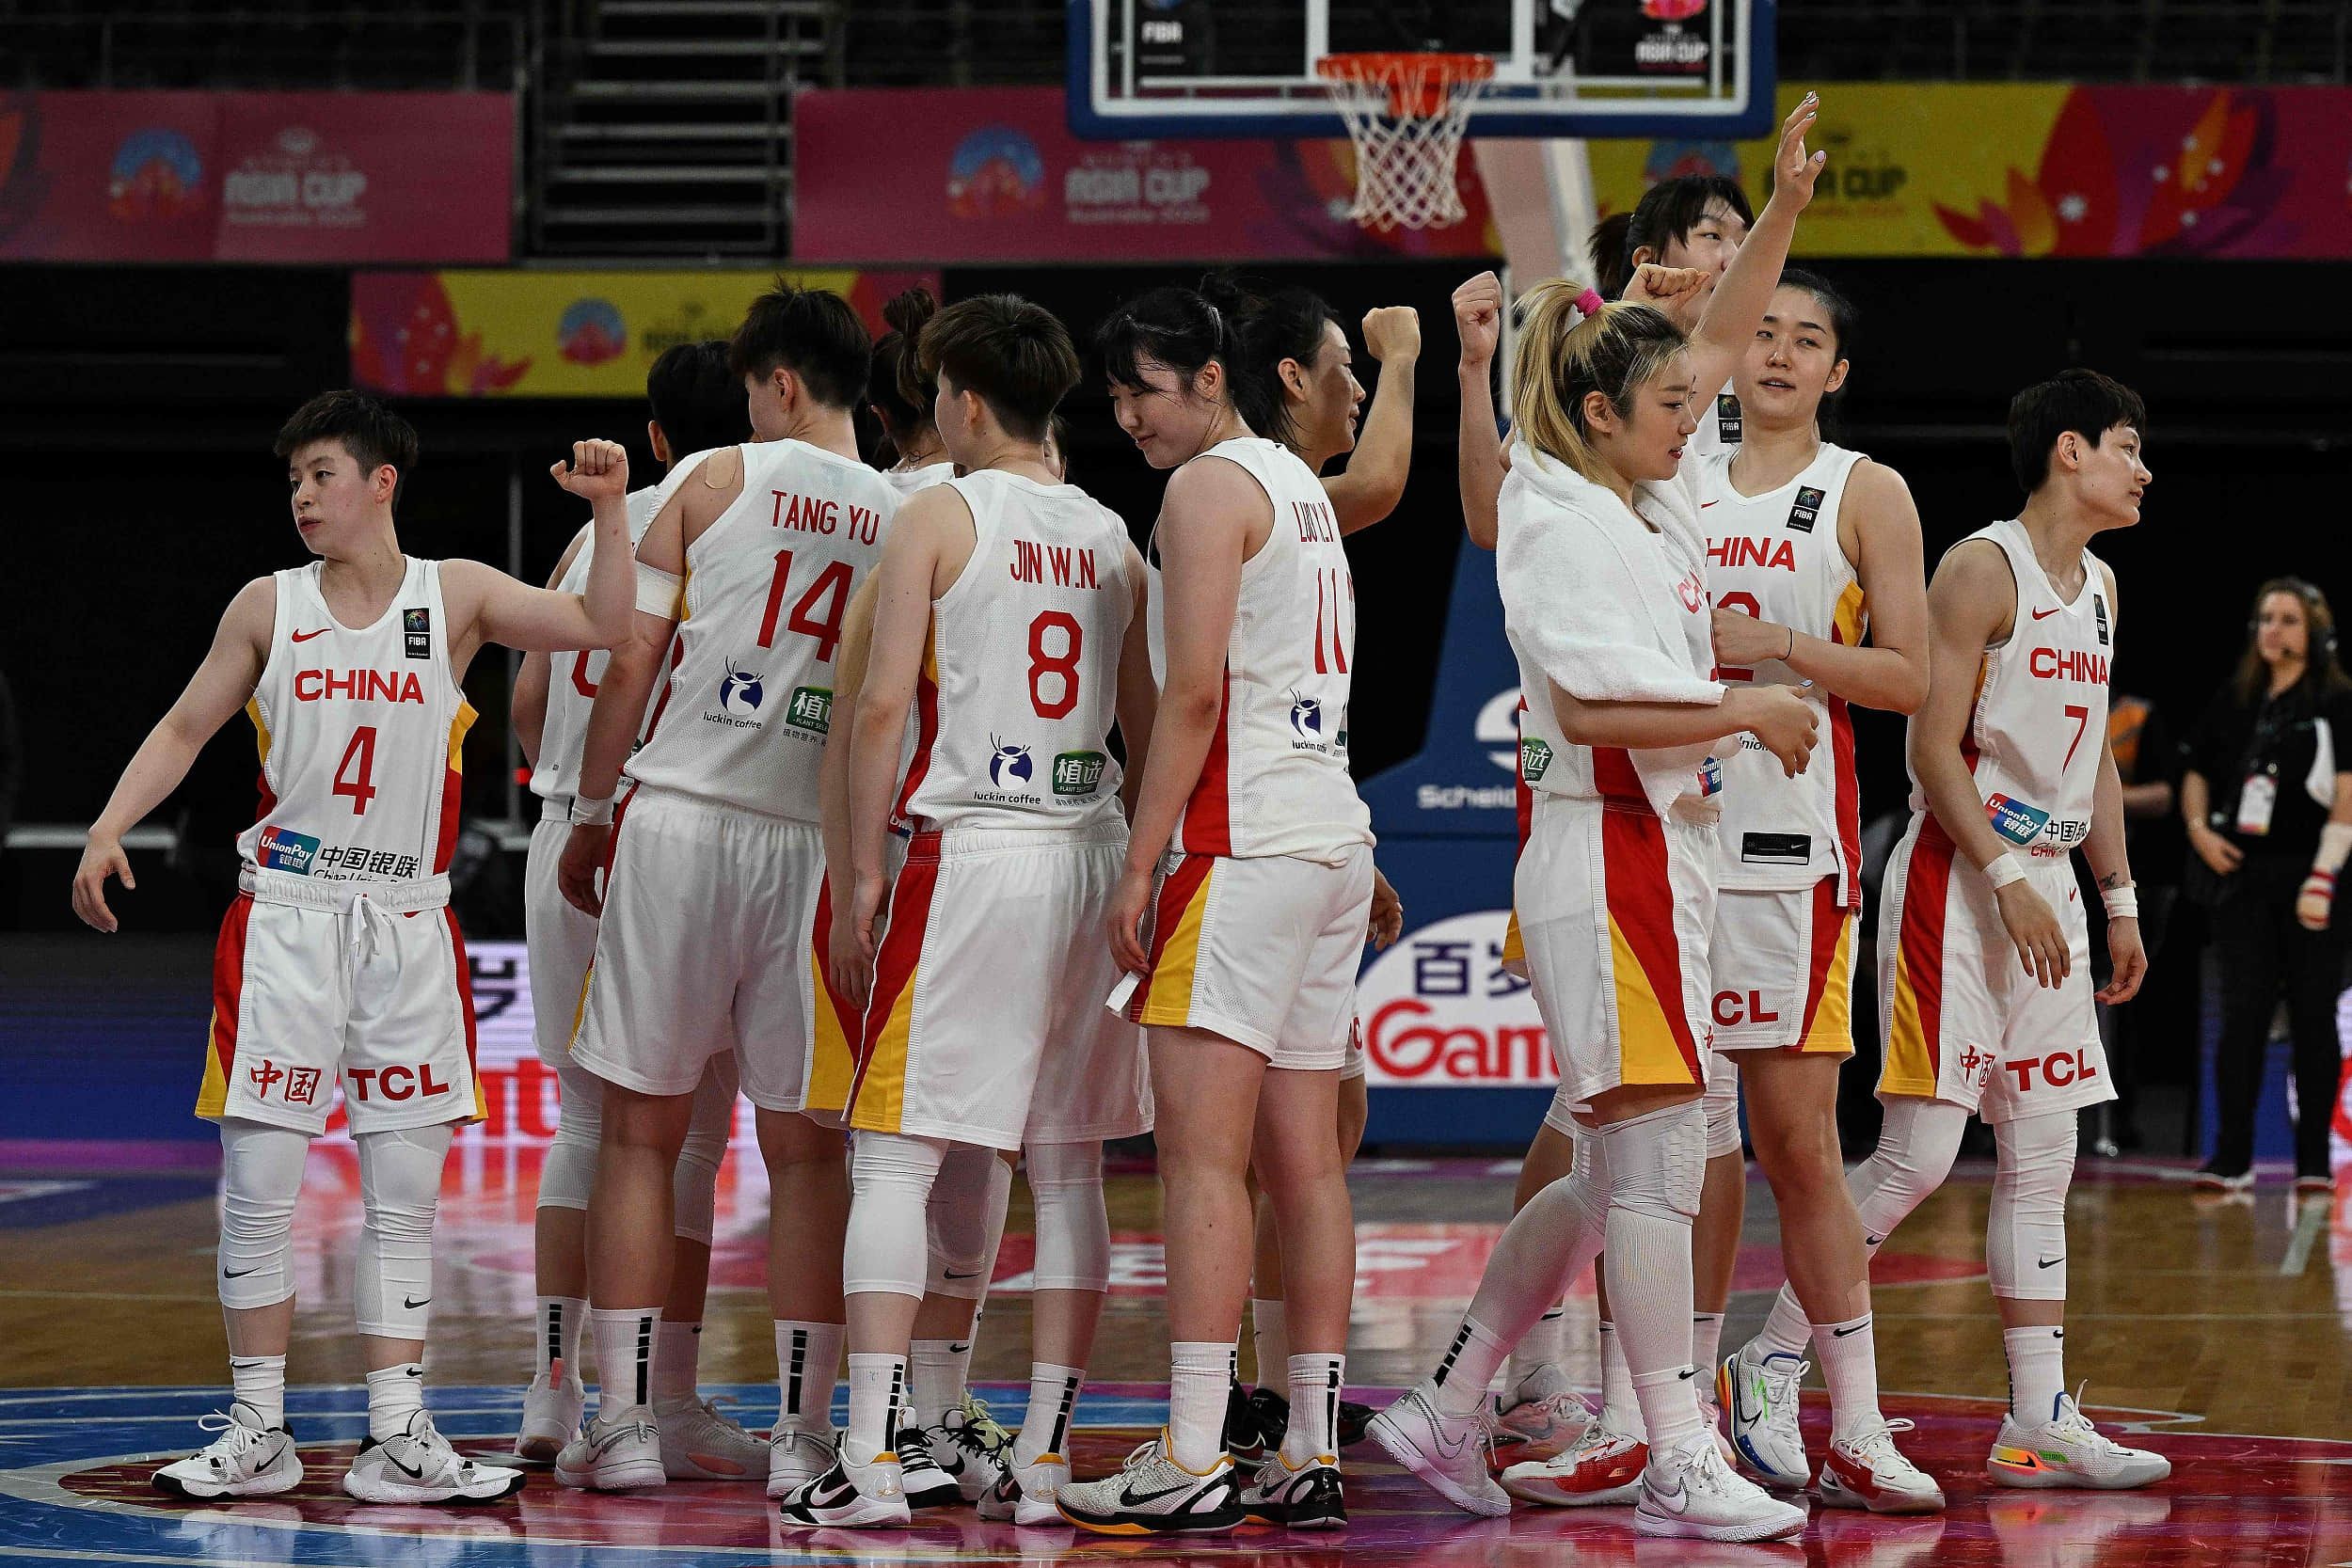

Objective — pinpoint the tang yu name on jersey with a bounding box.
[700,487,884,739]
[976,534,1112,808]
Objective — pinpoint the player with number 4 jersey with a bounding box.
[72,391,637,1508]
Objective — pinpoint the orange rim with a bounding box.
[1315,51,1494,119]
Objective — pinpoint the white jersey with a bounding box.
[1908,516,2113,859]
[624,439,899,819]
[1701,442,1867,902]
[528,485,665,805]
[898,470,1133,834]
[881,460,954,499]
[1161,437,1372,862]
[236,558,474,883]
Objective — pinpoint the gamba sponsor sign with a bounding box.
[1358,911,1556,1088]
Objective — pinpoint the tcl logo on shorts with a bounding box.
[1711,990,1780,1027]
[2004,1049,2098,1092]
[342,1064,454,1101]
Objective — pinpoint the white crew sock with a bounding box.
[364,1361,425,1444]
[1755,1284,1812,1359]
[1430,1315,1512,1419]
[1815,1312,1883,1442]
[536,1295,588,1384]
[1168,1342,1233,1471]
[775,1320,845,1436]
[1691,1312,1724,1386]
[592,1307,658,1418]
[909,1338,963,1432]
[230,1354,286,1431]
[846,1353,907,1465]
[651,1320,701,1410]
[1507,1304,1572,1391]
[2004,1324,2067,1426]
[1013,1362,1085,1466]
[1282,1353,1346,1464]
[1598,1320,1646,1438]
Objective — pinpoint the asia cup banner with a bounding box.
[0,90,513,263]
[791,87,1498,263]
[1591,82,2352,259]
[349,268,940,398]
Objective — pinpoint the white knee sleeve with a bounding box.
[355,1122,453,1339]
[671,1070,735,1246]
[1600,1101,1708,1223]
[1703,1053,1743,1159]
[846,1132,946,1300]
[537,1055,602,1213]
[217,1120,308,1311]
[1988,1111,2075,1301]
[927,1145,1013,1301]
[1849,1098,1969,1249]
[1025,1142,1110,1292]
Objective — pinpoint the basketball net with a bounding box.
[1314,52,1495,232]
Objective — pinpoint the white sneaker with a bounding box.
[1635,1432,1809,1542]
[1492,1364,1593,1449]
[152,1403,303,1499]
[1818,1418,1945,1513]
[1056,1432,1244,1535]
[977,1449,1071,1526]
[554,1406,665,1492]
[777,1448,912,1528]
[655,1395,768,1481]
[934,1393,1011,1502]
[1239,1449,1346,1529]
[766,1426,837,1499]
[1500,1417,1648,1506]
[1989,1389,2170,1490]
[893,1424,963,1510]
[515,1373,585,1464]
[1720,1342,1810,1488]
[1365,1386,1508,1518]
[342,1411,527,1504]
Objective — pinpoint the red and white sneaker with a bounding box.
[1499,1418,1648,1507]
[1816,1419,1944,1514]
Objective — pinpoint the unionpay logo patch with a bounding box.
[1985,792,2051,847]
[256,826,321,875]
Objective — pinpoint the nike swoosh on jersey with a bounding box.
[2030,606,2063,620]
[292,627,330,641]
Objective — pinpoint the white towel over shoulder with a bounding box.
[1498,440,1724,816]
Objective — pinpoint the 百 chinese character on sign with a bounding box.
[1411,939,1474,998]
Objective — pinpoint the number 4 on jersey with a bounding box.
[758,548,852,661]
[333,726,379,815]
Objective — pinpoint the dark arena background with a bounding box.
[2,1,2350,1563]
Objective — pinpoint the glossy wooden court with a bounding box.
[3,1143,2347,1565]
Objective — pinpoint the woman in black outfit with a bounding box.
[2181,578,2352,1194]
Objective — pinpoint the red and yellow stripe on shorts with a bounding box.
[848,835,944,1134]
[1599,807,1704,1087]
[1880,818,1958,1096]
[805,870,860,1117]
[1793,875,1857,1056]
[1122,854,1215,1030]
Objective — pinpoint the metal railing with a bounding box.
[0,5,524,91]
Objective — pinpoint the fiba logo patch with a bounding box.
[989,736,1034,789]
[718,659,765,717]
[1289,690,1323,742]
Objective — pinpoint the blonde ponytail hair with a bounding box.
[1510,278,1689,485]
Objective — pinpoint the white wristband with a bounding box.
[567,794,614,827]
[2101,884,2138,920]
[1983,853,2026,892]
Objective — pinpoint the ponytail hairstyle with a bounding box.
[867,286,939,463]
[1198,271,1338,452]
[1093,285,1232,404]
[1773,266,1859,436]
[1585,175,1755,297]
[1509,277,1689,484]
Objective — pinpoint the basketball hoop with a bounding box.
[1314,52,1495,232]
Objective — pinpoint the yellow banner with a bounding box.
[351,267,939,397]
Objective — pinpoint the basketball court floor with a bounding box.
[3,1141,2346,1566]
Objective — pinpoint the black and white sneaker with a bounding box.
[935,1395,1010,1502]
[1246,1386,1376,1452]
[777,1450,911,1529]
[1057,1432,1244,1535]
[894,1424,963,1511]
[1240,1449,1346,1529]
[152,1403,303,1499]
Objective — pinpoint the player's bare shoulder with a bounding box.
[1931,534,2019,646]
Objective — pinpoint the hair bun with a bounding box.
[882,286,938,338]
